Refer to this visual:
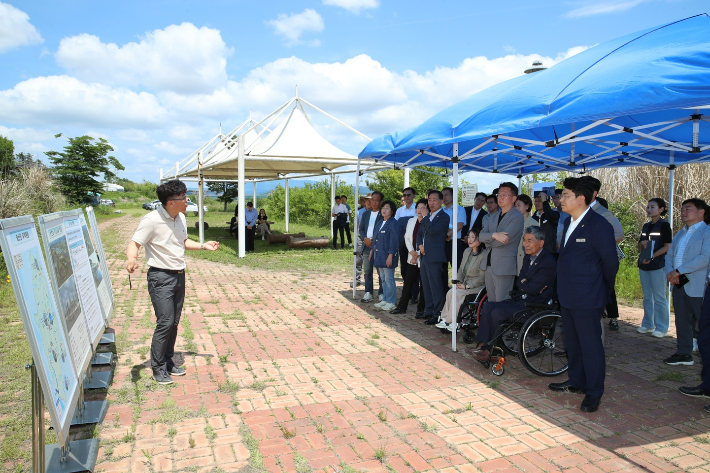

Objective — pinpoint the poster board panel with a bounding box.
[461,184,480,206]
[0,216,80,449]
[79,213,112,326]
[533,182,557,198]
[85,207,114,313]
[62,210,105,350]
[38,212,92,374]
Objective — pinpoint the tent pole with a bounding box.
[238,135,246,258]
[452,143,459,352]
[197,152,205,244]
[175,162,179,180]
[353,160,361,299]
[668,156,675,324]
[330,173,336,246]
[253,181,257,208]
[404,168,411,189]
[159,168,163,184]
[517,176,522,194]
[285,179,290,232]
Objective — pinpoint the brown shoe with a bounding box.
[471,348,498,363]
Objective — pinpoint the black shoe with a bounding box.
[411,296,418,304]
[167,365,186,376]
[424,317,439,325]
[664,353,694,366]
[389,308,406,314]
[549,380,586,394]
[679,385,710,398]
[415,312,428,319]
[153,369,174,385]
[608,319,619,331]
[581,395,601,413]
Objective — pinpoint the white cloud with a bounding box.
[267,9,324,46]
[564,0,645,19]
[0,2,43,53]
[56,23,230,94]
[503,45,516,53]
[323,0,379,14]
[0,75,168,128]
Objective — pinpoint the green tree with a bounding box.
[364,167,451,201]
[0,135,16,177]
[207,182,239,211]
[263,178,353,228]
[45,135,124,204]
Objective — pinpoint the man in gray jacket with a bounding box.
[479,182,525,302]
[664,198,710,366]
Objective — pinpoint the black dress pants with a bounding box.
[245,226,255,251]
[147,269,185,373]
[396,264,425,312]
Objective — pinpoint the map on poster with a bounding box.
[79,214,111,324]
[85,207,114,309]
[64,215,104,346]
[45,222,91,372]
[2,222,78,431]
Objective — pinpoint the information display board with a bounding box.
[0,216,79,449]
[85,207,114,313]
[79,213,112,326]
[38,213,92,374]
[62,211,104,349]
[533,182,556,198]
[461,183,480,206]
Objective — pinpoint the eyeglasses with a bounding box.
[497,193,514,198]
[169,195,188,201]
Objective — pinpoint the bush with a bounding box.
[262,179,355,228]
[0,165,64,219]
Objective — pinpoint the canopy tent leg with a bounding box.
[517,176,522,194]
[285,179,290,232]
[253,181,257,208]
[404,168,411,189]
[667,158,675,324]
[237,135,246,258]
[197,153,205,244]
[353,160,361,299]
[330,173,336,244]
[175,162,179,180]
[159,168,163,184]
[452,144,459,352]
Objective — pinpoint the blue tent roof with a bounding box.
[360,14,710,176]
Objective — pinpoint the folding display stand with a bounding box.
[90,351,112,366]
[98,332,114,345]
[29,363,99,473]
[83,365,111,390]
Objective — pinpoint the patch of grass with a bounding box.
[218,379,240,394]
[338,462,360,473]
[693,435,710,444]
[137,345,150,359]
[655,370,685,383]
[374,444,388,463]
[188,434,196,448]
[366,339,379,347]
[204,425,216,442]
[377,410,387,422]
[294,452,312,473]
[168,427,177,439]
[223,310,246,321]
[419,420,438,433]
[486,380,500,390]
[250,380,267,391]
[371,333,380,339]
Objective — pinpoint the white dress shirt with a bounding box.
[366,210,380,239]
[564,206,591,246]
[394,204,417,220]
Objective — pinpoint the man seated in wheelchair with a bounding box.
[472,225,557,361]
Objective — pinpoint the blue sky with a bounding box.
[1,0,706,193]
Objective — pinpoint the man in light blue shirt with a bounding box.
[442,187,467,269]
[244,202,258,252]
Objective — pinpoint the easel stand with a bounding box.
[29,362,99,473]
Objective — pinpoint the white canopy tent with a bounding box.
[161,92,385,257]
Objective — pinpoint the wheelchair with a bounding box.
[440,287,487,344]
[474,298,568,378]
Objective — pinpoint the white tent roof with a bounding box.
[171,96,375,180]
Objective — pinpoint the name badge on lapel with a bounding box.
[576,238,586,243]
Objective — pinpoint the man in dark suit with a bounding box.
[472,225,557,360]
[464,192,488,234]
[417,190,450,325]
[551,177,619,413]
[358,191,384,303]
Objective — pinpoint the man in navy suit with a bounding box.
[472,225,557,361]
[550,177,619,413]
[418,190,450,324]
[359,191,384,302]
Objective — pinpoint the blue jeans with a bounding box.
[377,266,397,304]
[362,245,382,296]
[639,268,669,333]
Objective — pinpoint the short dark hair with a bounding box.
[649,198,668,216]
[475,192,487,199]
[340,195,347,200]
[517,194,533,212]
[381,200,397,214]
[486,194,498,203]
[428,190,443,200]
[442,187,453,195]
[682,198,708,218]
[554,188,563,196]
[247,201,253,207]
[156,180,187,205]
[498,182,518,196]
[596,196,609,209]
[416,198,429,210]
[371,191,384,201]
[563,177,594,205]
[580,175,602,193]
[335,195,341,199]
[403,187,416,196]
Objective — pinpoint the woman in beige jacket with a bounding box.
[437,228,486,329]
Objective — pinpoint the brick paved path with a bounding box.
[94,216,710,473]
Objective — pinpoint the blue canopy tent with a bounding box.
[354,14,710,351]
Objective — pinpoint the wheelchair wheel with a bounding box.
[462,331,476,344]
[497,325,520,356]
[517,311,568,377]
